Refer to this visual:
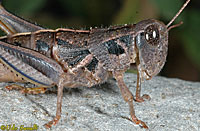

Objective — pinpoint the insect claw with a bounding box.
[135,94,151,102]
[44,116,61,129]
[131,115,148,129]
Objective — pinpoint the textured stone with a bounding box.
[0,73,200,131]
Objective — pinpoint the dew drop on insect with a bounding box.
[153,30,156,38]
[145,34,149,40]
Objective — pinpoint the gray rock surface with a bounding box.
[0,73,200,131]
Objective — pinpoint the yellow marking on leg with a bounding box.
[5,84,48,94]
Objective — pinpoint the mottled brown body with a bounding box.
[0,0,190,129]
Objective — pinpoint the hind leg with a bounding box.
[5,84,48,94]
[0,62,48,94]
[0,62,25,82]
[0,4,43,35]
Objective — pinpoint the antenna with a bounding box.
[167,0,190,28]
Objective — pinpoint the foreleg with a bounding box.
[113,71,148,129]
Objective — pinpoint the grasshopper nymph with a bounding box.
[0,0,190,129]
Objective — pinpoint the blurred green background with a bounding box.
[1,0,200,81]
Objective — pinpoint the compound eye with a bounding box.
[144,25,159,46]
